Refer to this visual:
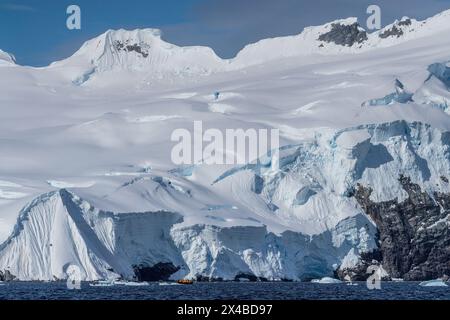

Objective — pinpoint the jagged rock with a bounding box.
[234,273,268,282]
[380,26,404,38]
[336,250,389,281]
[133,262,180,281]
[114,40,149,58]
[380,19,412,39]
[318,23,368,46]
[441,176,449,183]
[0,270,16,282]
[398,19,412,27]
[355,175,450,281]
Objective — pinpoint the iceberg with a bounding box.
[419,280,448,287]
[311,277,343,284]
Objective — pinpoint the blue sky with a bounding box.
[1,0,450,66]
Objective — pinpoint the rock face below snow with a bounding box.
[0,270,16,281]
[336,249,385,281]
[379,19,413,38]
[113,40,149,58]
[318,23,368,46]
[133,262,180,281]
[355,175,450,281]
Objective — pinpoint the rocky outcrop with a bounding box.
[318,23,368,46]
[133,262,180,281]
[336,250,388,281]
[380,26,405,39]
[0,270,16,282]
[379,19,412,39]
[114,41,149,58]
[354,175,450,281]
[398,19,413,27]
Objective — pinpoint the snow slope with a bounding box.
[0,49,15,66]
[232,10,450,68]
[0,10,450,281]
[49,28,226,85]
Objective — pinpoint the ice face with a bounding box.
[412,62,450,114]
[362,79,413,107]
[428,62,450,88]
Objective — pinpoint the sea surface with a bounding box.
[0,282,448,300]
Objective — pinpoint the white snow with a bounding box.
[47,180,96,189]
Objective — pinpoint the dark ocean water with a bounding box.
[0,282,448,300]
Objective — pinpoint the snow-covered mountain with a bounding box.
[0,49,15,66]
[50,28,226,85]
[0,10,449,282]
[228,10,450,68]
[46,9,450,85]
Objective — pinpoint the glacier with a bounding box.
[1,10,450,281]
[362,79,413,107]
[0,188,377,281]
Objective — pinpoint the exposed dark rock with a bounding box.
[441,176,449,183]
[114,41,149,58]
[125,44,149,58]
[0,270,16,282]
[234,273,268,282]
[398,19,412,27]
[379,19,411,39]
[380,26,404,38]
[344,186,356,198]
[336,250,388,281]
[133,262,180,282]
[354,175,450,281]
[318,23,368,47]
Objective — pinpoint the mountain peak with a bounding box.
[0,49,15,65]
[317,18,367,47]
[74,28,165,62]
[41,9,450,84]
[54,28,224,85]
